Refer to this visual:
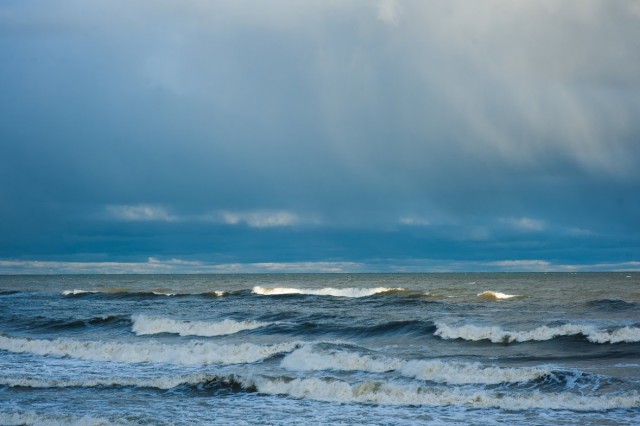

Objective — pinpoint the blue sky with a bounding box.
[1,0,639,273]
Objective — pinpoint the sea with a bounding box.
[0,273,639,425]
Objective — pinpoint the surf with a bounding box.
[131,315,270,337]
[0,333,300,365]
[251,286,404,297]
[434,322,640,344]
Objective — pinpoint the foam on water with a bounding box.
[477,291,523,300]
[0,334,299,365]
[62,290,98,296]
[3,370,636,411]
[0,411,117,426]
[131,314,270,337]
[252,286,402,297]
[434,322,640,344]
[281,345,551,385]
[245,375,640,410]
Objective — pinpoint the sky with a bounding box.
[1,0,639,273]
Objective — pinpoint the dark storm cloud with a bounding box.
[0,1,639,271]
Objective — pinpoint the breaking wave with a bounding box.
[2,370,637,411]
[131,315,270,337]
[281,345,552,385]
[0,372,246,391]
[477,291,523,301]
[62,289,231,299]
[0,334,299,365]
[247,376,640,410]
[434,322,640,344]
[252,286,403,298]
[62,289,99,296]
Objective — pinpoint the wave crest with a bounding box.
[0,372,247,391]
[477,291,523,301]
[252,286,403,298]
[281,345,551,385]
[434,322,640,344]
[131,315,270,337]
[0,334,298,365]
[248,375,640,410]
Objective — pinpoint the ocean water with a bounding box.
[0,273,639,425]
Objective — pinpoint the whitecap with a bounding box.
[246,375,640,410]
[131,314,270,337]
[281,345,550,385]
[477,291,522,300]
[434,322,640,344]
[62,289,98,296]
[252,286,402,298]
[0,334,299,365]
[151,291,176,296]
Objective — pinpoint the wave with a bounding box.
[0,372,246,391]
[281,345,551,385]
[434,322,640,344]
[0,315,130,336]
[252,286,403,298]
[131,315,270,337]
[62,289,99,296]
[35,315,128,332]
[477,291,523,301]
[61,289,230,299]
[204,290,228,297]
[63,288,183,298]
[246,375,640,411]
[3,370,637,412]
[0,334,299,365]
[587,299,637,310]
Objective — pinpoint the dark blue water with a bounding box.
[0,273,639,425]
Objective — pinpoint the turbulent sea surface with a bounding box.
[0,273,639,425]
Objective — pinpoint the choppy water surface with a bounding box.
[0,273,639,425]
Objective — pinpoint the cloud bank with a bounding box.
[0,1,638,271]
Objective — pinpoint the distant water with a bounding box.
[0,273,639,425]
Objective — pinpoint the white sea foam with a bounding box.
[281,345,550,385]
[0,411,117,426]
[434,322,640,344]
[252,286,402,297]
[151,291,176,296]
[245,376,640,410]
[477,291,522,300]
[0,334,298,365]
[4,370,638,411]
[62,289,98,296]
[131,314,270,337]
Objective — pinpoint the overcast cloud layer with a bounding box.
[1,0,639,273]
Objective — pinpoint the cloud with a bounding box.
[0,258,363,274]
[2,258,638,274]
[488,259,553,270]
[501,217,545,232]
[0,1,638,267]
[219,211,302,228]
[106,205,176,222]
[399,216,430,226]
[104,206,311,229]
[376,0,401,25]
